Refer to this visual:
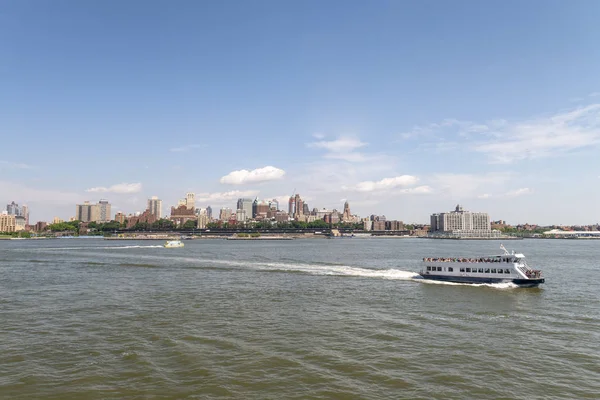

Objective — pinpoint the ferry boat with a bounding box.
[419,245,544,287]
[164,240,184,248]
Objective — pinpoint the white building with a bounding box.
[430,204,496,237]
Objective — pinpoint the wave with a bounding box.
[15,245,165,251]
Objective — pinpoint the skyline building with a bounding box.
[147,196,163,219]
[219,207,232,221]
[75,200,112,223]
[186,192,195,210]
[237,198,253,221]
[269,199,279,211]
[21,204,29,225]
[6,201,21,217]
[206,206,213,220]
[288,196,295,216]
[342,201,351,221]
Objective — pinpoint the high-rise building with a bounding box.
[197,212,210,229]
[236,209,247,222]
[293,194,303,218]
[76,200,112,223]
[303,203,309,216]
[219,207,232,221]
[21,204,29,225]
[237,198,253,221]
[288,196,295,216]
[147,196,163,218]
[97,199,111,223]
[270,199,279,211]
[206,206,213,220]
[186,193,195,210]
[6,201,21,216]
[76,201,94,222]
[253,200,270,219]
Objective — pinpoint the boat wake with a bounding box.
[188,258,518,288]
[417,277,519,289]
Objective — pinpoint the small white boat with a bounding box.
[164,240,184,248]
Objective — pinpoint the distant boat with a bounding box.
[164,240,184,248]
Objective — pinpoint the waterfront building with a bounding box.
[170,204,197,226]
[364,220,372,231]
[430,204,499,238]
[269,199,279,211]
[34,221,47,232]
[147,196,163,218]
[303,203,310,216]
[0,213,16,232]
[206,206,213,220]
[126,209,158,229]
[373,221,386,231]
[52,217,63,224]
[237,198,253,220]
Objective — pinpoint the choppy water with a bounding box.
[1,238,599,399]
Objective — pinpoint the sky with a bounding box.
[1,0,600,225]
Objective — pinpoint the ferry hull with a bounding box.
[419,274,544,288]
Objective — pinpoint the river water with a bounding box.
[1,238,598,399]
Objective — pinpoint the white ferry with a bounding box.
[164,240,184,248]
[419,245,544,287]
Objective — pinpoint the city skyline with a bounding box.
[2,2,600,225]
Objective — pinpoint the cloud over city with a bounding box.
[220,166,286,185]
[307,136,368,162]
[343,175,420,192]
[86,183,143,194]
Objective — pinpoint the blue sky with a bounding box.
[2,0,600,225]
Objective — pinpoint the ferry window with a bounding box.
[437,267,442,272]
[426,266,431,271]
[478,268,484,273]
[465,268,471,272]
[497,269,503,273]
[491,269,496,273]
[460,268,465,272]
[504,269,510,274]
[485,268,490,273]
[448,267,453,272]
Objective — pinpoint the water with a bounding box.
[1,238,599,399]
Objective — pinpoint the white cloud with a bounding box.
[407,104,600,163]
[343,175,419,192]
[220,166,286,185]
[307,136,368,163]
[431,173,513,199]
[505,188,533,197]
[312,133,325,139]
[474,104,600,163]
[195,190,259,204]
[86,183,142,194]
[169,144,203,152]
[400,185,433,194]
[0,161,34,169]
[478,193,492,199]
[589,92,600,97]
